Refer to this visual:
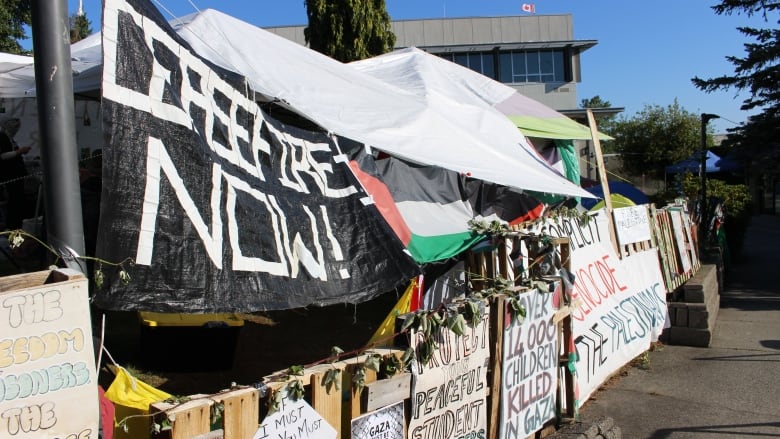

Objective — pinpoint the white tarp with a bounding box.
[0,6,593,198]
[350,48,609,141]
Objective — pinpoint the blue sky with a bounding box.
[65,0,771,133]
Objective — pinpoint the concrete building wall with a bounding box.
[392,15,573,47]
[264,15,592,113]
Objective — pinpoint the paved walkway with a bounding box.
[578,215,780,438]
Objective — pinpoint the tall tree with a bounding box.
[70,12,92,43]
[0,0,31,54]
[610,100,706,180]
[580,95,617,139]
[692,1,780,173]
[304,0,396,62]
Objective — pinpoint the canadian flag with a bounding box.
[522,3,536,13]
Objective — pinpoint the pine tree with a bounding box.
[691,1,780,173]
[304,0,396,62]
[0,0,32,54]
[70,12,92,43]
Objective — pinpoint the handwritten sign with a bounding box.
[0,269,98,439]
[409,308,490,439]
[351,401,404,439]
[254,394,336,439]
[500,289,558,439]
[520,213,668,404]
[669,209,692,273]
[613,205,652,245]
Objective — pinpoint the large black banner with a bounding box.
[94,0,419,312]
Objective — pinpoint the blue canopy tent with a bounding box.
[580,181,649,210]
[665,150,722,174]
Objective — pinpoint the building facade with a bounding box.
[266,15,595,113]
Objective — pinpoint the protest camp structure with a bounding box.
[0,1,713,438]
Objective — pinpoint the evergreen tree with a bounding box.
[70,12,92,43]
[0,0,32,54]
[692,1,780,173]
[304,0,396,62]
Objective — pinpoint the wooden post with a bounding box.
[586,109,620,256]
[309,365,343,439]
[486,295,506,439]
[217,388,260,439]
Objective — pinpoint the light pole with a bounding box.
[699,113,719,248]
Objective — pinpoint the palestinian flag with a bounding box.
[349,150,544,263]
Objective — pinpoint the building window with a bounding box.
[441,52,495,79]
[440,49,565,84]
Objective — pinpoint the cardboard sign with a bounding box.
[613,205,652,245]
[409,308,490,439]
[351,401,404,439]
[669,209,692,273]
[0,269,98,439]
[254,394,336,439]
[500,290,558,438]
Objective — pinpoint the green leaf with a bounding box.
[399,312,416,332]
[322,368,341,393]
[287,379,305,401]
[352,366,367,392]
[287,365,304,376]
[401,347,415,366]
[330,346,344,357]
[364,354,381,372]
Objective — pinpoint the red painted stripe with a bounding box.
[348,160,412,245]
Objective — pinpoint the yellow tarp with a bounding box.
[105,367,172,439]
[367,279,416,346]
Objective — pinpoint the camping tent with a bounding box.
[665,150,723,174]
[580,181,649,210]
[0,32,102,97]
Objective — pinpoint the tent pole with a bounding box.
[586,109,620,257]
[30,0,86,272]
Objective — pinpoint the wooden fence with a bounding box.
[149,235,574,439]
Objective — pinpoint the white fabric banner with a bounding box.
[527,213,668,404]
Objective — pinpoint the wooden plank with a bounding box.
[215,387,259,439]
[151,397,213,439]
[364,373,411,412]
[309,365,343,439]
[487,295,506,439]
[344,362,377,434]
[0,269,56,292]
[586,109,620,257]
[498,237,509,280]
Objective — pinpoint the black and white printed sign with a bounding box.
[96,0,418,312]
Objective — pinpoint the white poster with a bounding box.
[669,209,692,273]
[613,205,652,246]
[525,213,668,404]
[351,401,404,439]
[254,393,336,439]
[0,270,99,439]
[409,308,490,439]
[499,290,558,439]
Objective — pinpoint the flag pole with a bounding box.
[30,0,86,272]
